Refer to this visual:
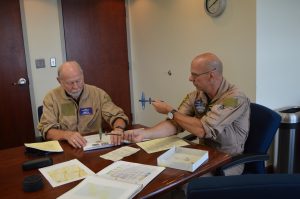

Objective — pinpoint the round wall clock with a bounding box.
[204,0,226,17]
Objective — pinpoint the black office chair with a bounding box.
[187,174,300,199]
[183,103,281,175]
[38,105,43,122]
[216,103,281,175]
[36,105,44,142]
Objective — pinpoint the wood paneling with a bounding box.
[0,0,35,149]
[61,0,132,128]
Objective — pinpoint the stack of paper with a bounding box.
[83,134,113,151]
[137,135,189,153]
[57,161,165,199]
[25,140,63,152]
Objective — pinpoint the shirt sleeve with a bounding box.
[168,93,196,133]
[37,93,61,139]
[201,95,250,140]
[100,91,129,127]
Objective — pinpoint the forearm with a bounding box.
[173,112,206,138]
[142,120,176,139]
[46,128,73,140]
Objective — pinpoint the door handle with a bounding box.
[13,77,27,86]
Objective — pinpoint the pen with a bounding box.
[105,133,123,136]
[99,129,102,140]
[151,100,164,103]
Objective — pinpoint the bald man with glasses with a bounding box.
[122,52,250,176]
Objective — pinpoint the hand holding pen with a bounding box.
[108,128,124,146]
[151,99,173,114]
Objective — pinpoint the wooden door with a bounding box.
[0,0,35,149]
[61,0,132,128]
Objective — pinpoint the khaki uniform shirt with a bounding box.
[38,84,129,139]
[178,78,250,156]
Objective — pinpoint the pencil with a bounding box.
[105,133,123,136]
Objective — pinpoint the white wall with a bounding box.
[257,0,300,109]
[257,0,300,168]
[20,0,65,135]
[127,0,256,126]
[21,0,300,132]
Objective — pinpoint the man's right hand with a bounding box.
[65,131,87,148]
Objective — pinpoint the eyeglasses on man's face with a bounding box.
[190,68,216,79]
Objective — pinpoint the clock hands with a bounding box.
[208,0,218,9]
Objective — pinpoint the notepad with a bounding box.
[57,161,165,199]
[83,134,114,151]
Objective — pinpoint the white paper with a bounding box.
[100,146,140,161]
[57,161,164,199]
[39,159,95,187]
[137,135,190,154]
[57,175,142,199]
[97,160,165,187]
[83,134,113,151]
[25,140,63,152]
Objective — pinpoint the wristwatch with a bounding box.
[168,109,177,120]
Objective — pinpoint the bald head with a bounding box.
[57,61,84,99]
[57,61,83,79]
[191,52,223,74]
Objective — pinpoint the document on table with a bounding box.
[57,161,165,199]
[24,140,63,152]
[83,134,114,151]
[100,146,140,161]
[39,159,94,187]
[137,135,189,154]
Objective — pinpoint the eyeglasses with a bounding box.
[190,68,216,79]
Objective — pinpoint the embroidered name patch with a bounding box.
[79,107,93,116]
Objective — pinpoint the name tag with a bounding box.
[79,107,93,116]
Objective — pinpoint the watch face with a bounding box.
[205,0,226,17]
[168,111,174,120]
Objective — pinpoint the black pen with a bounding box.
[105,133,123,136]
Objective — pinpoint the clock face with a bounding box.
[205,0,226,17]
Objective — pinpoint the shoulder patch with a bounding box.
[223,98,238,108]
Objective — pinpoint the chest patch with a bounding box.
[61,103,75,116]
[79,107,93,116]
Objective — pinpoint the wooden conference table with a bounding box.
[0,133,231,199]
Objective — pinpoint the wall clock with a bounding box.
[204,0,226,17]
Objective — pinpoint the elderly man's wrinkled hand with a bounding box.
[67,131,87,149]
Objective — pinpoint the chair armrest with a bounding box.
[216,153,269,175]
[182,134,197,141]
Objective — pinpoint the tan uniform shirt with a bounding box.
[178,78,250,156]
[37,84,129,139]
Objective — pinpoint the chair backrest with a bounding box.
[37,105,43,122]
[187,174,300,199]
[243,103,281,174]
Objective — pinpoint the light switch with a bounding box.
[50,58,56,67]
